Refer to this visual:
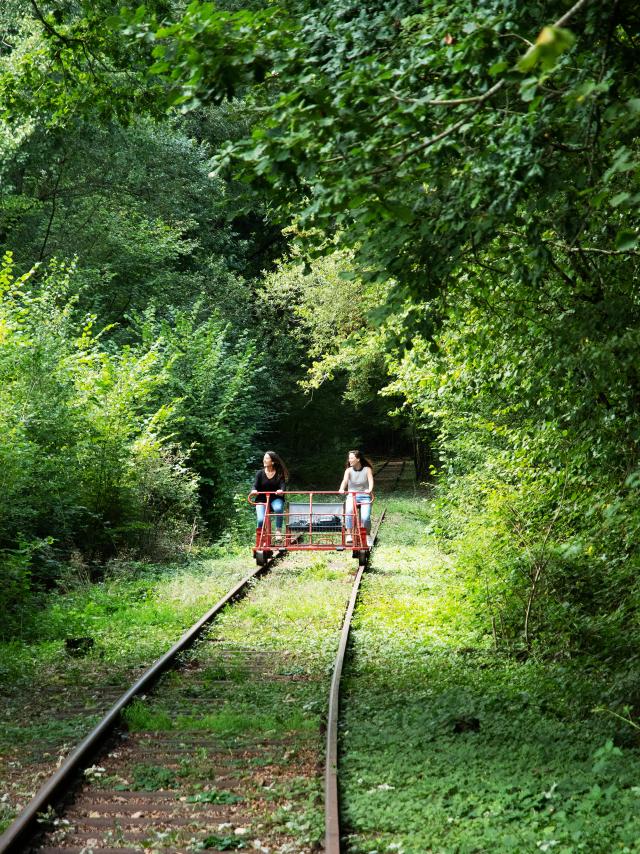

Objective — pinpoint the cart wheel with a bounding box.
[255,550,266,566]
[358,550,368,568]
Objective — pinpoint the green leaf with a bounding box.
[610,192,630,207]
[615,229,638,251]
[517,26,575,73]
[519,77,538,102]
[488,60,508,77]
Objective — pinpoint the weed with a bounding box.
[187,789,243,804]
[268,776,323,847]
[341,490,640,853]
[131,763,177,791]
[174,706,313,735]
[0,799,15,835]
[196,834,246,850]
[122,699,173,731]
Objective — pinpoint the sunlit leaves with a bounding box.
[516,26,575,73]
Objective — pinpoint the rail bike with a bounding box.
[247,491,374,568]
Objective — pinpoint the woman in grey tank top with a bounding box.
[339,449,374,543]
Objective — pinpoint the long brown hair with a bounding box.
[346,449,372,470]
[264,450,289,481]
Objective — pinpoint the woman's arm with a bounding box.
[339,468,349,493]
[366,467,374,493]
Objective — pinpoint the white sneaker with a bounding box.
[345,535,353,544]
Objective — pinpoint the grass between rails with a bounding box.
[119,553,358,851]
[341,483,640,854]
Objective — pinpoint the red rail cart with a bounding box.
[248,491,373,568]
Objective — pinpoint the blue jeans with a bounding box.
[256,497,284,530]
[345,493,372,531]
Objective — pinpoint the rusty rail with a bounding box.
[324,459,406,854]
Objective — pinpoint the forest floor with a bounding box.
[2,471,640,852]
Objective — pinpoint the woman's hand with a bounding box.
[249,489,257,495]
[276,489,284,495]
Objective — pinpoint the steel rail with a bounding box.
[372,458,391,476]
[0,559,279,854]
[324,460,406,854]
[325,509,385,854]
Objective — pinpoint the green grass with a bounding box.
[0,713,104,747]
[122,699,174,731]
[341,486,640,854]
[130,763,177,791]
[124,698,315,736]
[0,554,253,686]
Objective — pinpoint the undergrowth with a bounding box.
[0,553,249,687]
[341,481,640,854]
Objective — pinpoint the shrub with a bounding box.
[0,252,201,621]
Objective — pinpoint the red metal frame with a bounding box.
[248,491,373,561]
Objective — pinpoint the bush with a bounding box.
[135,304,270,537]
[387,271,640,661]
[0,253,200,621]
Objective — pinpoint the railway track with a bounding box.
[0,562,280,854]
[0,459,408,854]
[324,460,405,854]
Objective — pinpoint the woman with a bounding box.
[250,451,289,541]
[339,449,374,544]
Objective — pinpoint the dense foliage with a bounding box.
[131,0,640,656]
[0,250,271,633]
[2,0,640,660]
[0,1,405,631]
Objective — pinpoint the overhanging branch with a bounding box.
[392,0,593,164]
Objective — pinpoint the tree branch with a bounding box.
[29,0,84,45]
[391,0,593,165]
[555,0,592,28]
[549,241,640,257]
[39,157,66,262]
[395,106,486,164]
[391,79,505,107]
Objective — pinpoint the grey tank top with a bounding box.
[347,466,370,491]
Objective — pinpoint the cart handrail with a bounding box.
[247,490,375,505]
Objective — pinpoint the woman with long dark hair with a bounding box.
[338,449,374,544]
[250,450,289,541]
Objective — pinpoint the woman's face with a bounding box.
[263,453,274,468]
[349,452,359,468]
